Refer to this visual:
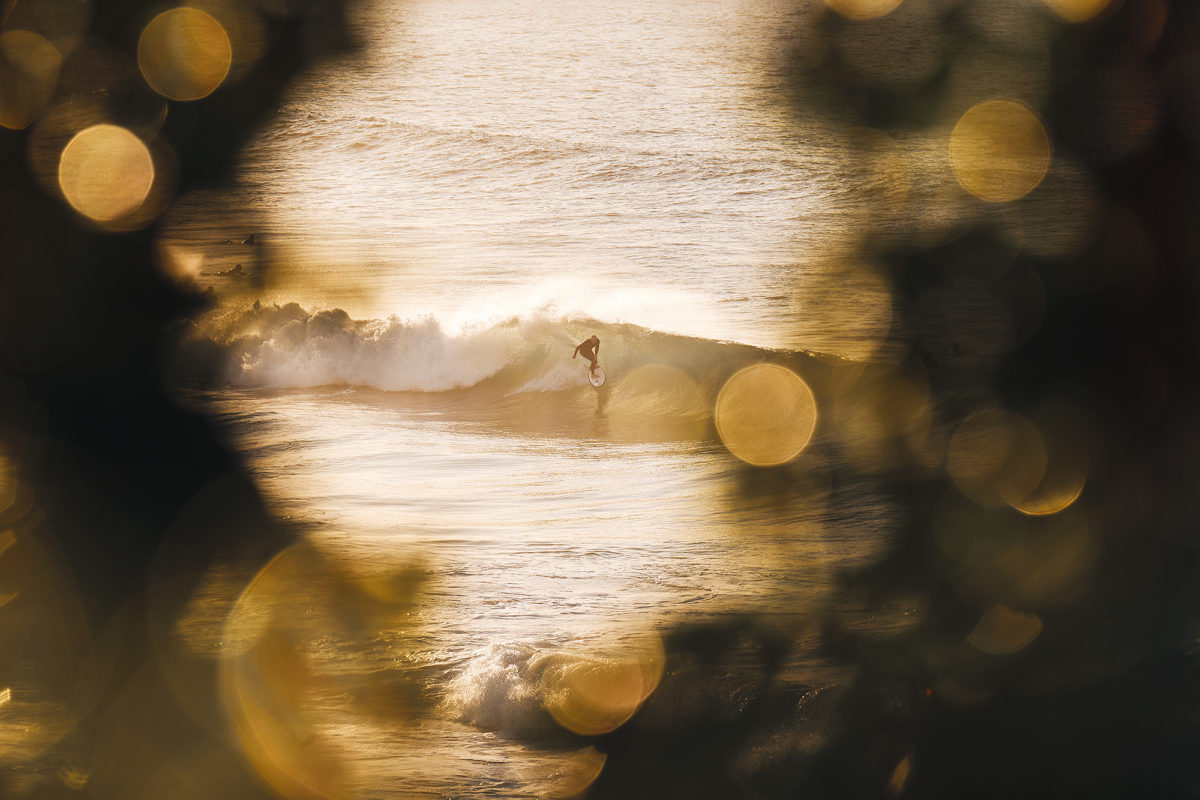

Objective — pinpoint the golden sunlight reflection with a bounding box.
[716,453,835,541]
[57,766,89,791]
[220,543,424,800]
[715,364,817,467]
[225,626,351,800]
[793,261,896,362]
[824,0,904,21]
[138,8,232,102]
[1041,0,1114,23]
[1005,401,1091,516]
[157,243,206,286]
[0,685,77,768]
[185,0,267,83]
[1010,453,1086,516]
[888,753,912,795]
[837,589,928,638]
[105,137,178,233]
[608,364,709,441]
[854,128,911,217]
[946,408,1047,509]
[0,519,92,768]
[543,637,665,736]
[944,48,1052,120]
[0,452,17,517]
[831,364,934,473]
[0,531,17,607]
[0,30,62,130]
[1002,158,1099,259]
[532,746,607,798]
[950,100,1051,203]
[57,124,155,223]
[966,604,1043,655]
[1,0,91,54]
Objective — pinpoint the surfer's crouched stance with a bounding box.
[573,335,600,375]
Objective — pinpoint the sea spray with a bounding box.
[206,304,526,391]
[441,640,664,738]
[186,301,830,408]
[440,643,563,736]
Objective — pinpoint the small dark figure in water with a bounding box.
[573,335,601,374]
[220,233,258,245]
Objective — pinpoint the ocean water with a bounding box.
[163,0,880,351]
[162,0,905,796]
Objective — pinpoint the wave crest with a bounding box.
[181,301,820,406]
[198,303,526,392]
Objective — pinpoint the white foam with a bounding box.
[223,308,525,392]
[440,643,555,735]
[199,299,754,394]
[440,279,730,342]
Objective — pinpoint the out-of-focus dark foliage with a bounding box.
[592,2,1200,798]
[0,0,353,796]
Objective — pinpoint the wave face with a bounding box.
[187,302,810,405]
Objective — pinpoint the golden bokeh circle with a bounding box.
[218,544,396,800]
[715,364,818,467]
[0,30,63,130]
[543,643,664,737]
[949,100,1051,203]
[138,7,232,101]
[58,124,155,222]
[1041,0,1113,23]
[946,408,1047,508]
[825,0,904,21]
[1010,444,1087,516]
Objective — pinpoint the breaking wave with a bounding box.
[178,301,823,404]
[440,640,663,738]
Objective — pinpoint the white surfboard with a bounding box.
[589,365,605,387]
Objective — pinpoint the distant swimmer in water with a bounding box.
[572,335,601,375]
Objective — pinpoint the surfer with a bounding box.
[572,335,601,374]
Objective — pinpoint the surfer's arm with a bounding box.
[572,345,579,358]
